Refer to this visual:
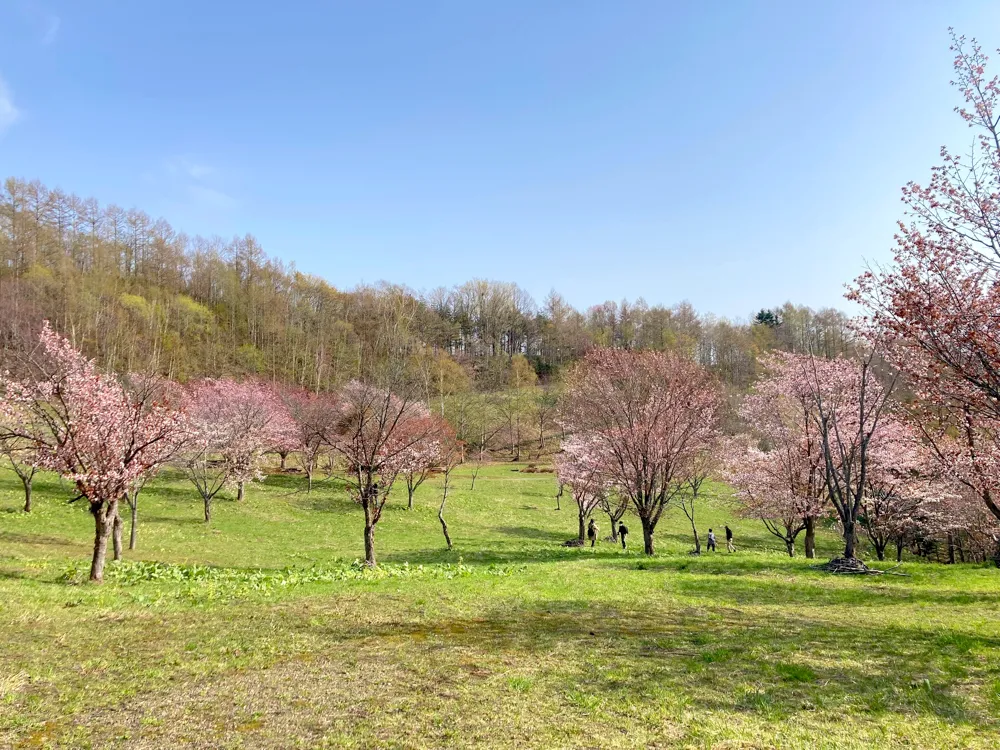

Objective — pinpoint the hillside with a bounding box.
[1,178,853,391]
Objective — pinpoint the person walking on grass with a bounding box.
[618,522,629,550]
[706,528,717,552]
[587,518,599,547]
[725,525,735,553]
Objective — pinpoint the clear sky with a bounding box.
[2,1,1000,319]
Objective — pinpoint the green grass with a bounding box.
[1,464,999,749]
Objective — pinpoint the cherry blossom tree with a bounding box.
[180,379,293,520]
[560,349,721,555]
[849,30,1000,534]
[0,323,185,582]
[324,381,443,566]
[0,425,40,512]
[283,389,339,492]
[858,418,941,560]
[555,437,612,544]
[398,412,450,510]
[724,438,823,557]
[726,353,829,558]
[807,354,898,562]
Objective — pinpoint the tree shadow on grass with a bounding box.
[316,597,996,727]
[379,544,640,566]
[493,526,569,542]
[0,531,80,548]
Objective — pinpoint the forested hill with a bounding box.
[0,177,853,390]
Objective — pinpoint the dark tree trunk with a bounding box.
[89,499,116,583]
[204,496,212,523]
[363,496,377,567]
[641,516,655,556]
[237,481,245,502]
[692,528,701,554]
[895,536,904,563]
[577,512,586,543]
[112,511,124,561]
[129,500,139,550]
[785,538,795,557]
[957,534,966,563]
[20,474,32,513]
[608,520,619,544]
[804,517,816,559]
[279,452,287,471]
[555,484,562,511]
[874,541,886,561]
[843,521,857,559]
[947,532,956,564]
[438,508,452,550]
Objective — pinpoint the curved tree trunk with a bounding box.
[804,517,816,559]
[112,511,124,561]
[439,512,452,549]
[204,496,212,524]
[785,538,795,557]
[692,529,701,554]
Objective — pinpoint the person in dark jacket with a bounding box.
[725,525,735,552]
[618,522,629,550]
[587,518,599,547]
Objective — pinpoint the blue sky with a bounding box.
[2,1,999,319]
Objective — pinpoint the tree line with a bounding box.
[0,177,852,392]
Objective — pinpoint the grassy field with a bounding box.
[1,463,999,749]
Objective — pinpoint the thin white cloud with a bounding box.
[41,13,60,45]
[0,75,21,135]
[188,184,238,210]
[162,155,236,210]
[166,156,216,181]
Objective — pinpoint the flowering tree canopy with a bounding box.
[725,353,830,558]
[560,348,721,555]
[282,388,340,491]
[555,436,613,543]
[181,378,295,518]
[325,380,445,566]
[849,31,1000,531]
[0,323,185,581]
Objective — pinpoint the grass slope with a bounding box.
[1,464,999,749]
